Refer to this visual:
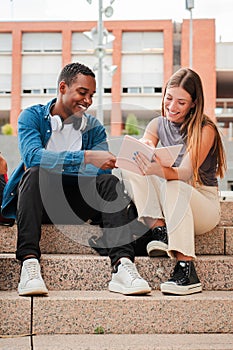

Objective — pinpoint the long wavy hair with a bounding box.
[161,68,226,185]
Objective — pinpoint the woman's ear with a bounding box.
[191,99,197,109]
[191,101,196,109]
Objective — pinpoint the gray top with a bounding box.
[157,116,218,186]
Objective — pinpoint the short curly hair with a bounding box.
[57,62,95,87]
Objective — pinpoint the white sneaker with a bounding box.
[18,258,48,296]
[109,258,151,295]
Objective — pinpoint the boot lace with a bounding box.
[25,261,40,280]
[170,262,189,283]
[152,226,168,244]
[123,261,141,281]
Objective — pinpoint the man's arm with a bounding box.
[18,108,112,172]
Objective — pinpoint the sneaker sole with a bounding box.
[18,286,48,296]
[147,241,168,257]
[160,282,202,295]
[109,282,151,296]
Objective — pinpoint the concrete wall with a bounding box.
[0,134,231,191]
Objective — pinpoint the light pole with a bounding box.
[185,0,194,68]
[97,0,104,123]
[85,0,116,124]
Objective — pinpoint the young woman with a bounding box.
[122,68,226,296]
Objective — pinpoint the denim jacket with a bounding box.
[1,98,111,219]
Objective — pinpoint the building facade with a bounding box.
[0,19,219,136]
[1,19,233,189]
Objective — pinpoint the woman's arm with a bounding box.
[140,117,160,147]
[196,124,216,167]
[135,124,216,181]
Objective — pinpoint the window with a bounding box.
[22,33,62,52]
[22,55,61,93]
[122,54,163,93]
[0,33,12,52]
[0,39,12,92]
[122,32,163,52]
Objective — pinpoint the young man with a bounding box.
[1,62,151,296]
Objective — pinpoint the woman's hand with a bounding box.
[85,150,116,170]
[134,151,193,181]
[133,151,163,176]
[139,138,155,148]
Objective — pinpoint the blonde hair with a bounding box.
[161,68,226,185]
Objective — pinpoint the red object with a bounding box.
[4,173,8,182]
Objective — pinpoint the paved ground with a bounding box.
[1,334,233,350]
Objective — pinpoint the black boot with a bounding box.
[146,226,168,257]
[161,260,202,295]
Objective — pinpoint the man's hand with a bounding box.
[0,154,7,174]
[84,150,116,169]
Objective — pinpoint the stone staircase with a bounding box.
[0,199,233,349]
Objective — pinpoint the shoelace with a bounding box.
[25,261,40,280]
[122,262,142,281]
[153,226,168,244]
[170,262,189,282]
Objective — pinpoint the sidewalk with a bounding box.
[1,333,233,350]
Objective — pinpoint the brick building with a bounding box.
[0,19,219,136]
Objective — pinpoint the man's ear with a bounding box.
[59,81,66,94]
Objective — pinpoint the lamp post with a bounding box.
[85,0,116,124]
[185,0,194,68]
[97,0,104,123]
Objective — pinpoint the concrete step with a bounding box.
[1,290,233,336]
[1,254,232,291]
[1,200,232,256]
[220,200,233,226]
[1,334,233,350]
[0,223,232,256]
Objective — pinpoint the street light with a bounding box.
[185,0,194,68]
[85,0,116,124]
[83,27,115,46]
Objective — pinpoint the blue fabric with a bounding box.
[1,98,111,219]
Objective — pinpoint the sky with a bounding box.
[0,0,233,42]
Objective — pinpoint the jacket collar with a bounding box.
[44,98,57,120]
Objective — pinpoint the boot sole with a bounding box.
[18,286,48,296]
[109,282,151,295]
[160,282,202,295]
[147,241,168,257]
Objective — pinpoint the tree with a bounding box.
[124,113,140,135]
[1,123,13,135]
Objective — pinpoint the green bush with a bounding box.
[1,123,14,135]
[124,113,140,135]
[94,326,105,334]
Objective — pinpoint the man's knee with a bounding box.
[19,166,42,191]
[97,174,122,197]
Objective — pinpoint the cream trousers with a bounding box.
[122,170,221,259]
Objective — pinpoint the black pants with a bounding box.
[16,167,135,266]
